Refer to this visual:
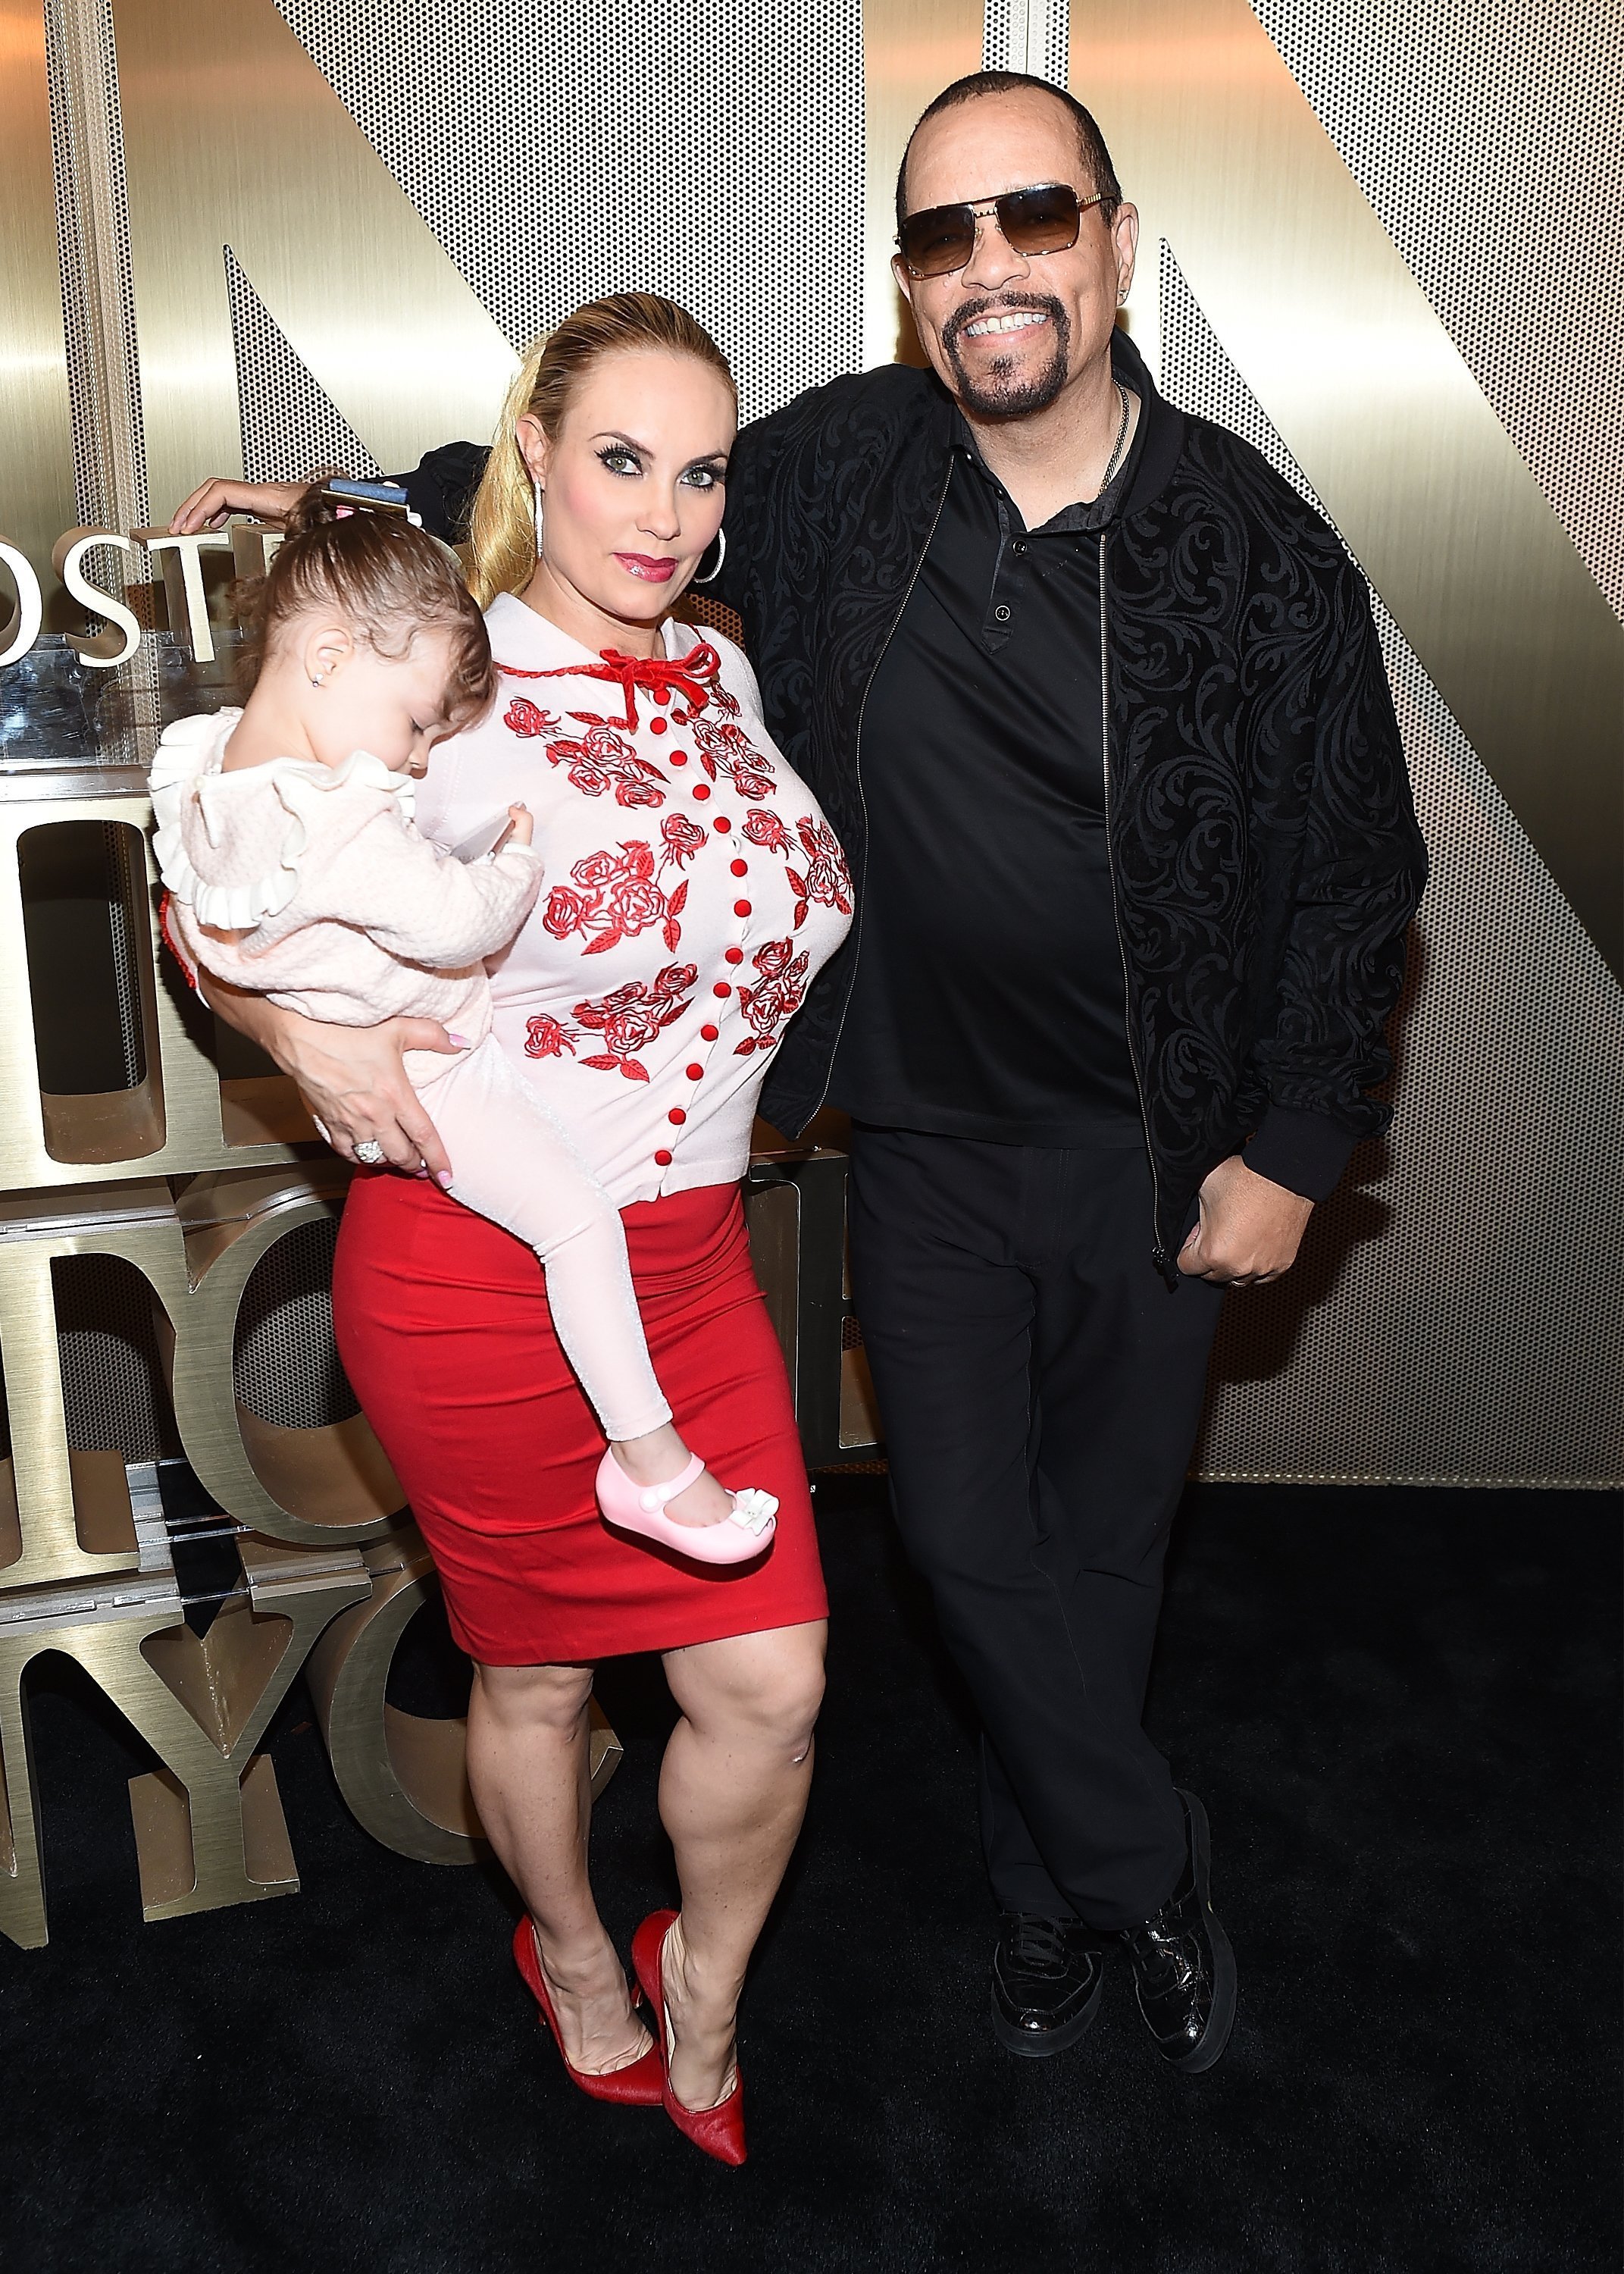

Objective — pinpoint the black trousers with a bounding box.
[846,1126,1225,1931]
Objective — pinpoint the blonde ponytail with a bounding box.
[466,293,735,612]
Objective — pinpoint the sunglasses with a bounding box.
[896,183,1108,280]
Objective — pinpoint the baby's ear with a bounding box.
[301,621,357,686]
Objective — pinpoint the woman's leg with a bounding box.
[656,1619,828,2110]
[466,1659,652,2074]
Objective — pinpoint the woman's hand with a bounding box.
[169,477,310,535]
[201,977,463,1179]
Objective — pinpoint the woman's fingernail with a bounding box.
[447,1032,470,1048]
[437,1171,454,1189]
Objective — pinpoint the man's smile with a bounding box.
[962,309,1050,339]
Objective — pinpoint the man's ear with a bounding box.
[515,412,550,489]
[300,622,356,687]
[1112,202,1141,303]
[891,255,915,313]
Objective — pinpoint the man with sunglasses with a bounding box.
[175,71,1422,2081]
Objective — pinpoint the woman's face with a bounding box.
[518,349,735,629]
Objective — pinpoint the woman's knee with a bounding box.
[472,1659,594,1734]
[671,1625,826,1756]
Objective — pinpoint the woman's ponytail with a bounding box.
[468,342,550,610]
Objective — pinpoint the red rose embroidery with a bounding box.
[545,722,668,809]
[691,717,775,802]
[742,809,790,854]
[523,1013,580,1060]
[734,937,809,1056]
[783,816,853,931]
[543,841,670,955]
[504,697,561,738]
[660,813,707,866]
[574,963,697,1081]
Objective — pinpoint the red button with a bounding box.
[731,859,748,876]
[713,815,731,832]
[653,1148,673,1167]
[668,1107,687,1126]
[649,716,668,736]
[713,983,731,998]
[652,687,670,706]
[686,1063,704,1080]
[724,946,743,964]
[670,752,688,766]
[734,900,752,917]
[692,783,711,801]
[700,1023,719,1041]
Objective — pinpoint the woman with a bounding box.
[180,295,853,2164]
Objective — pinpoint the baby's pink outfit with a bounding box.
[150,709,671,1441]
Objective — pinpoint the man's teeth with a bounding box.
[965,311,1047,337]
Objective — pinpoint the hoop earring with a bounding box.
[693,526,726,585]
[533,478,545,555]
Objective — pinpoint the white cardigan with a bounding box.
[415,595,853,1210]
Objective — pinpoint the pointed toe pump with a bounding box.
[631,1909,748,2166]
[596,1449,777,1568]
[512,1916,665,2106]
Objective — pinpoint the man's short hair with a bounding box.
[895,70,1123,233]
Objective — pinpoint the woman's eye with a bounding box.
[680,466,720,491]
[598,447,640,476]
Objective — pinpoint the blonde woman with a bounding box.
[179,296,853,2164]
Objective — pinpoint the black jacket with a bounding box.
[405,330,1426,1270]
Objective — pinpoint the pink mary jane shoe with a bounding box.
[595,1449,777,1567]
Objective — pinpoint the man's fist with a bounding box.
[1178,1154,1313,1287]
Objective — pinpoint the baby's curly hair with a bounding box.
[236,484,496,733]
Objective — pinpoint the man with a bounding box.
[180,72,1424,2075]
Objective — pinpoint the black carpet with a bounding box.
[2,1481,1618,2273]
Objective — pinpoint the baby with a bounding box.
[151,494,774,1565]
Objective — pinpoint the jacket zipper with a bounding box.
[1099,530,1168,1270]
[806,463,955,1123]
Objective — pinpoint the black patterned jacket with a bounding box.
[404,330,1425,1271]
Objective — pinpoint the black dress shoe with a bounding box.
[1119,1789,1237,2073]
[990,1913,1106,2058]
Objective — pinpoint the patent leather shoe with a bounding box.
[1119,1789,1237,2073]
[990,1912,1106,2058]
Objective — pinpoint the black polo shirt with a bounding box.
[828,412,1147,1148]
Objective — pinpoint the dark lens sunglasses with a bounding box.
[897,182,1107,280]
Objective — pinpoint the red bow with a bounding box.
[496,640,722,733]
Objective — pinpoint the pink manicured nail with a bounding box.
[437,1171,454,1189]
[447,1032,470,1048]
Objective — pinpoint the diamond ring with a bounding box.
[353,1139,386,1165]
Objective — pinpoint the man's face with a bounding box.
[895,89,1138,421]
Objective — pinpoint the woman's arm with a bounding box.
[202,973,462,1180]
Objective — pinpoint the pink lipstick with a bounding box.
[615,553,677,583]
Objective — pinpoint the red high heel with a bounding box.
[512,1916,665,2106]
[631,1909,748,2166]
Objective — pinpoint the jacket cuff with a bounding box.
[1243,1104,1358,1202]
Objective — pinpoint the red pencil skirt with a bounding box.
[332,1173,828,1666]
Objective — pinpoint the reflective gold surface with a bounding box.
[862,0,983,368]
[0,0,78,609]
[113,0,517,526]
[1070,0,1622,969]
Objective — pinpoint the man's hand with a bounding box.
[200,978,462,1182]
[1178,1154,1313,1288]
[169,477,308,534]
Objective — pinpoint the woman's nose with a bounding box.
[639,489,682,542]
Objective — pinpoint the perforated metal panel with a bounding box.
[233,1216,358,1429]
[225,246,382,485]
[266,0,863,453]
[1250,0,1624,621]
[1159,243,1624,1486]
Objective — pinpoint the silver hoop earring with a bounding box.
[693,526,726,585]
[533,478,545,554]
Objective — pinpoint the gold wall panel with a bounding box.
[1069,0,1622,971]
[0,0,77,603]
[862,0,984,368]
[111,0,516,522]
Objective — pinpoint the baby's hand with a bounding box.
[504,803,534,849]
